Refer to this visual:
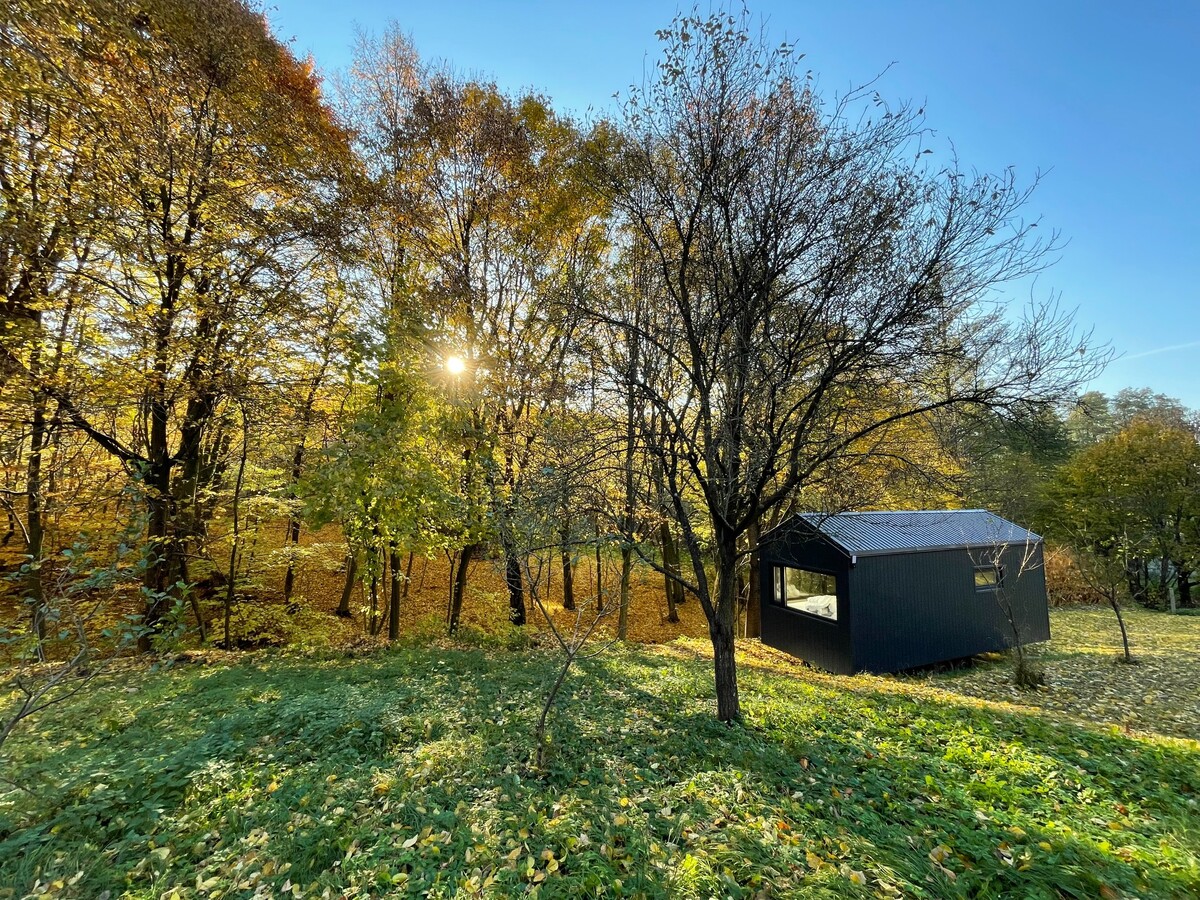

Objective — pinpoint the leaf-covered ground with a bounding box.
[1,610,1198,899]
[918,607,1200,741]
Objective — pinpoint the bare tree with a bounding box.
[588,8,1106,721]
[967,528,1048,689]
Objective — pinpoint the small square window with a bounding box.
[974,565,1003,591]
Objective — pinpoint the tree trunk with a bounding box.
[745,519,761,639]
[139,456,174,653]
[1,506,16,547]
[561,542,575,611]
[1109,594,1133,663]
[282,525,301,603]
[369,569,380,635]
[594,531,604,611]
[711,539,742,723]
[25,375,47,657]
[660,522,681,623]
[222,406,250,650]
[505,545,526,626]
[388,545,403,641]
[336,551,357,617]
[618,546,631,639]
[448,542,476,633]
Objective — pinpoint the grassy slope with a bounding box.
[1,613,1197,899]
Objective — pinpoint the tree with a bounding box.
[1049,418,1200,610]
[953,403,1072,528]
[591,9,1103,721]
[359,57,605,629]
[1,0,353,648]
[0,0,119,651]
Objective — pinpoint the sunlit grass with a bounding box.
[920,606,1200,742]
[0,609,1197,898]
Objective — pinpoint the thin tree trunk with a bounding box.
[534,649,577,771]
[595,528,604,611]
[25,369,48,658]
[388,545,403,641]
[282,344,334,603]
[745,519,761,639]
[619,546,631,639]
[561,543,575,611]
[336,551,357,617]
[619,324,637,638]
[282,504,302,603]
[1110,595,1132,663]
[223,406,250,650]
[660,522,681,622]
[448,542,477,633]
[369,567,380,635]
[1,505,16,547]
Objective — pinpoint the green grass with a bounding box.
[922,606,1200,740]
[1,612,1198,898]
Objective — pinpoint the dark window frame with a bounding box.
[772,564,840,622]
[974,564,1004,591]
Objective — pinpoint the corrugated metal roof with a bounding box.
[791,509,1041,557]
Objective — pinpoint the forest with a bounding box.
[4,0,1200,735]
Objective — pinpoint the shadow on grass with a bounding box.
[0,644,1196,898]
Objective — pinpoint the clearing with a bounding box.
[1,608,1197,898]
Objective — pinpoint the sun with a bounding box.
[445,355,466,375]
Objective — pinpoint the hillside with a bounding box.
[1,610,1198,899]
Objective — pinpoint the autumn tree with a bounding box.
[360,58,605,630]
[1049,417,1200,610]
[3,0,354,647]
[591,9,1103,721]
[0,0,121,648]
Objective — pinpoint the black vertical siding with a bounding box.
[758,527,855,674]
[850,543,1050,672]
[758,517,1051,674]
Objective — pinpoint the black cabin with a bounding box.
[758,510,1050,674]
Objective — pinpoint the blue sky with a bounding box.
[271,1,1199,408]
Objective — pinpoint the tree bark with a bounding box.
[369,568,380,635]
[712,538,742,722]
[618,546,631,639]
[1110,595,1132,663]
[388,545,403,641]
[505,545,526,626]
[139,456,174,653]
[25,354,48,656]
[448,542,476,633]
[594,531,604,611]
[660,522,682,622]
[560,541,575,611]
[745,519,761,639]
[336,551,357,617]
[281,435,304,603]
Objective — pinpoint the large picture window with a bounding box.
[773,565,838,620]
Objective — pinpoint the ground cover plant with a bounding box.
[1,610,1197,899]
[925,607,1200,740]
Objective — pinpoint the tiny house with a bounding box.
[758,510,1049,674]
